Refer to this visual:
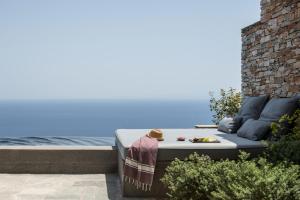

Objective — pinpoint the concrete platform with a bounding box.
[0,173,156,200]
[0,146,117,174]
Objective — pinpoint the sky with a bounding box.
[0,0,260,100]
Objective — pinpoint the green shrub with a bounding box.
[266,139,300,165]
[161,152,300,200]
[209,88,241,124]
[266,109,300,164]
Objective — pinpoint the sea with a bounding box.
[0,100,212,146]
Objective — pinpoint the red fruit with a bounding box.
[177,136,185,141]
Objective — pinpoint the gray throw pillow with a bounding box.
[238,95,269,124]
[237,119,271,141]
[218,116,242,133]
[259,97,299,122]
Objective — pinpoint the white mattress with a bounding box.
[115,129,266,161]
[116,128,265,149]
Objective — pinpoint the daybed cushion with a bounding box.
[238,95,269,124]
[115,129,265,161]
[259,97,299,122]
[218,116,242,133]
[237,119,271,141]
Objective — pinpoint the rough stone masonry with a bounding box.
[241,0,300,97]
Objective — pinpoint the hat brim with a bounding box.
[146,133,164,141]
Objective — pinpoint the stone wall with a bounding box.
[241,0,300,97]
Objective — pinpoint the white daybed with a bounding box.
[115,128,266,197]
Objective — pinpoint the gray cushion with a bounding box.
[237,119,271,141]
[259,97,299,122]
[238,95,269,124]
[218,116,242,133]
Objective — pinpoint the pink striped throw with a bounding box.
[123,135,158,191]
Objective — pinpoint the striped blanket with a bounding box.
[123,135,158,191]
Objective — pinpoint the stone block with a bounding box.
[294,62,300,68]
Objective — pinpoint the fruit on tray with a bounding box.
[190,136,218,143]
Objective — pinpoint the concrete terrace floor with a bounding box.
[0,174,156,200]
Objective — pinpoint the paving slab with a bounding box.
[0,174,156,200]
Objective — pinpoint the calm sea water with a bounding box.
[0,100,212,145]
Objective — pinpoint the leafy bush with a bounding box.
[162,99,300,199]
[161,152,300,200]
[266,139,300,165]
[209,88,241,124]
[266,108,300,164]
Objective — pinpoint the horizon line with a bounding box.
[0,98,210,102]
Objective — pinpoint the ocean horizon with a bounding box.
[0,99,213,145]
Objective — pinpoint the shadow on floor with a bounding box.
[105,174,157,200]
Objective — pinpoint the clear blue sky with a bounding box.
[0,0,260,100]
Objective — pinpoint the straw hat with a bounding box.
[147,129,164,141]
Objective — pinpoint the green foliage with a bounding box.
[270,109,300,141]
[161,152,300,200]
[209,88,242,124]
[266,108,300,164]
[162,100,300,199]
